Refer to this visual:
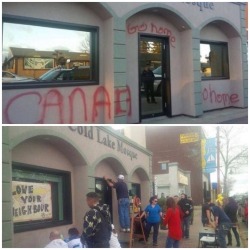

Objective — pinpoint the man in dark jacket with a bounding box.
[82,192,111,248]
[104,175,130,232]
[177,193,193,239]
[224,197,240,247]
[209,203,232,248]
[141,64,156,103]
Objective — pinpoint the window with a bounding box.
[200,42,229,79]
[12,163,72,233]
[2,16,99,87]
[160,162,169,171]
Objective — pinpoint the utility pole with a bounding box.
[217,126,221,194]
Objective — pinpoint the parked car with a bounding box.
[38,66,90,81]
[2,71,32,83]
[2,66,91,83]
[153,66,162,96]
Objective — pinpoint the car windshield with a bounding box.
[38,69,63,81]
[153,66,162,75]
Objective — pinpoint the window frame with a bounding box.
[2,15,99,90]
[200,41,230,81]
[12,162,72,233]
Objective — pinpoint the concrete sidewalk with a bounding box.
[120,206,248,248]
[142,107,248,124]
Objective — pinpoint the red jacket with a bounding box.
[164,207,182,240]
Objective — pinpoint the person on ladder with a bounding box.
[104,175,130,232]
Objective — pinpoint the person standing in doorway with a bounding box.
[177,193,193,239]
[141,63,156,104]
[104,175,130,232]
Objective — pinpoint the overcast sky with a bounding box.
[112,125,248,196]
[2,22,89,60]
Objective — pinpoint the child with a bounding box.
[109,224,121,248]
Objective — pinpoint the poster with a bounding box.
[24,58,54,69]
[12,181,52,223]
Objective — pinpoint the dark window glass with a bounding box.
[2,16,99,86]
[200,42,229,79]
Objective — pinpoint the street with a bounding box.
[121,206,248,248]
[220,116,248,124]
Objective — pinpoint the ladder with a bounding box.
[129,196,147,247]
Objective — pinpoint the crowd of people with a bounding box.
[44,174,246,248]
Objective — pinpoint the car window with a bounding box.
[3,72,14,78]
[73,68,91,80]
[55,71,68,81]
[39,70,59,81]
[153,66,162,75]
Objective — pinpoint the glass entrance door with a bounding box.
[139,35,170,119]
[95,178,113,221]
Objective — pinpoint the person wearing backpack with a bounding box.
[81,192,112,248]
[177,193,193,239]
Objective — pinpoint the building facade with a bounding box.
[154,162,191,197]
[145,126,205,205]
[2,126,152,247]
[2,2,248,124]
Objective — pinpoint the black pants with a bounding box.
[145,82,155,102]
[227,226,240,245]
[145,222,160,244]
[87,241,110,248]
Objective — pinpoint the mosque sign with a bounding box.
[184,2,215,12]
[12,181,52,223]
[69,126,138,161]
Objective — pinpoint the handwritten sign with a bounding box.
[12,181,52,222]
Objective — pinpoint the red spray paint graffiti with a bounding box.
[42,89,64,124]
[202,84,239,106]
[92,86,111,122]
[69,87,88,123]
[115,86,132,116]
[4,86,132,124]
[4,91,43,124]
[127,22,176,47]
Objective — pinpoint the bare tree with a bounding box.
[218,126,248,196]
[80,33,90,53]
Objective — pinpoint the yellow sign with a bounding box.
[180,132,199,144]
[12,181,52,223]
[201,139,206,168]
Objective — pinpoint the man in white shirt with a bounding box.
[45,230,68,248]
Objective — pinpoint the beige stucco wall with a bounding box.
[2,2,247,124]
[2,3,115,124]
[8,126,152,247]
